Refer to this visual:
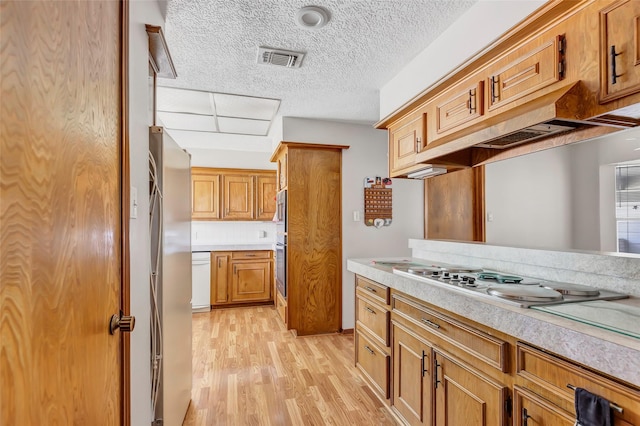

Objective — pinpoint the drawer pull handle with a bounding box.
[244,254,256,257]
[421,350,428,378]
[434,357,441,388]
[365,307,376,314]
[364,286,377,293]
[567,384,623,414]
[421,318,440,329]
[490,75,499,103]
[364,345,375,355]
[610,45,622,85]
[522,408,531,426]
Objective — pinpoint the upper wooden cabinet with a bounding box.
[599,0,640,102]
[389,112,426,175]
[192,171,221,220]
[435,80,484,134]
[487,34,565,111]
[191,168,276,221]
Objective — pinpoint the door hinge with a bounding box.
[557,34,566,80]
[505,395,513,417]
[558,60,565,79]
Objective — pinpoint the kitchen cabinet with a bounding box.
[435,80,484,135]
[433,350,508,426]
[487,34,565,112]
[211,250,272,306]
[270,142,348,336]
[191,168,276,221]
[355,276,391,403]
[599,0,640,102]
[391,321,433,426]
[354,274,640,426]
[191,170,221,220]
[388,111,427,176]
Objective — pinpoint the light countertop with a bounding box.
[347,257,640,387]
[192,243,275,252]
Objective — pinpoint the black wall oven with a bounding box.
[275,190,287,297]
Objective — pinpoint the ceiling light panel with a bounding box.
[217,117,271,136]
[157,111,217,132]
[213,93,280,121]
[156,87,213,115]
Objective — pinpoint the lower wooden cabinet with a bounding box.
[355,331,390,399]
[211,250,273,306]
[391,321,433,426]
[433,350,508,426]
[513,386,574,426]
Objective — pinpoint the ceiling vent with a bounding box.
[257,47,305,68]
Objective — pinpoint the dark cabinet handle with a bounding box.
[365,307,376,314]
[233,265,237,274]
[421,350,428,377]
[365,286,377,293]
[523,408,531,426]
[421,317,440,329]
[468,89,476,114]
[611,45,622,85]
[218,258,221,268]
[434,357,441,388]
[364,345,375,355]
[490,76,499,103]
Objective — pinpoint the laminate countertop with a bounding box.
[347,257,640,387]
[192,243,275,252]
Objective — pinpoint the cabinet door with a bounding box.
[434,350,508,426]
[355,331,390,400]
[192,172,220,220]
[488,35,564,111]
[600,0,640,102]
[513,386,574,426]
[392,322,433,426]
[230,260,272,303]
[256,174,277,221]
[389,114,425,174]
[211,252,230,305]
[436,80,483,134]
[222,175,254,220]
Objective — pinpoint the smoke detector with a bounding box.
[257,47,305,68]
[295,6,330,30]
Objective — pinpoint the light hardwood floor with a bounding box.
[182,306,397,425]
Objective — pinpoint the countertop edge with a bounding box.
[347,257,640,388]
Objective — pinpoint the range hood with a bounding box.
[416,82,639,165]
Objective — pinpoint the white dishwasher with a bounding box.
[191,252,211,312]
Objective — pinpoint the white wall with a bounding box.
[281,117,424,329]
[129,1,162,425]
[188,148,275,169]
[380,0,545,118]
[192,221,277,245]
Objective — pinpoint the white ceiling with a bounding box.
[159,0,477,149]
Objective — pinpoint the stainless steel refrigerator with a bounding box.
[149,126,192,426]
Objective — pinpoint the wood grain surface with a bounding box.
[1,1,123,424]
[183,306,397,426]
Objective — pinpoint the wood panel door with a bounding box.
[392,322,433,426]
[192,171,220,220]
[600,0,640,102]
[211,252,230,305]
[256,174,277,221]
[1,1,126,425]
[222,175,254,220]
[434,351,508,426]
[230,260,271,303]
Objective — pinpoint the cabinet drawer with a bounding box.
[355,275,390,306]
[231,250,271,260]
[356,294,389,347]
[513,386,574,426]
[392,294,508,372]
[516,342,640,425]
[356,331,390,399]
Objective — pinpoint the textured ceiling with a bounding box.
[161,0,476,131]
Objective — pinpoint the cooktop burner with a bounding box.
[391,263,629,308]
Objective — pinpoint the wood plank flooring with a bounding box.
[182,306,397,425]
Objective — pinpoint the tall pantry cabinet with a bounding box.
[270,142,349,336]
